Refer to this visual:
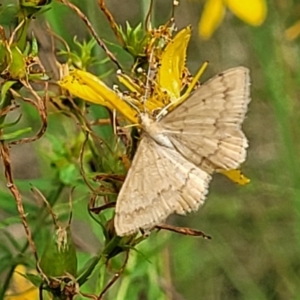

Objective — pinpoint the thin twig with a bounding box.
[89,201,116,214]
[155,223,211,239]
[8,18,25,45]
[31,187,59,225]
[98,250,130,299]
[97,0,125,46]
[79,132,96,192]
[68,187,75,226]
[9,80,47,145]
[0,103,19,117]
[0,141,46,279]
[60,0,122,70]
[80,291,98,300]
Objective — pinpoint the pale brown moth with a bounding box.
[114,67,251,236]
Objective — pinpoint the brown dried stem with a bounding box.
[9,80,47,146]
[98,250,130,299]
[97,0,125,46]
[0,140,45,278]
[0,102,19,117]
[31,187,59,225]
[155,223,211,239]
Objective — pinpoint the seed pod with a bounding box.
[40,226,77,278]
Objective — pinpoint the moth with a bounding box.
[114,67,251,236]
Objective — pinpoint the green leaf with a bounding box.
[118,22,150,58]
[0,4,19,26]
[0,190,16,214]
[59,163,79,185]
[0,114,22,129]
[22,273,43,288]
[27,72,50,81]
[0,81,17,106]
[46,133,66,155]
[30,34,39,57]
[0,127,32,141]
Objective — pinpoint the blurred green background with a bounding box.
[1,0,300,299]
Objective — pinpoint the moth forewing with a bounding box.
[160,67,251,171]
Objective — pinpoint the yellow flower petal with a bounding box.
[157,27,192,99]
[5,265,39,300]
[167,61,208,112]
[59,70,138,124]
[285,20,300,41]
[219,169,250,185]
[225,0,267,26]
[59,72,114,110]
[59,70,115,110]
[198,0,225,39]
[5,288,39,300]
[117,72,143,95]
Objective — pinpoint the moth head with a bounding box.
[139,112,155,128]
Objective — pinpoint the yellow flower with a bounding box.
[59,68,138,124]
[285,20,300,41]
[199,0,267,39]
[58,27,194,125]
[4,265,39,300]
[219,169,250,185]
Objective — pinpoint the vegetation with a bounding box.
[1,0,299,299]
